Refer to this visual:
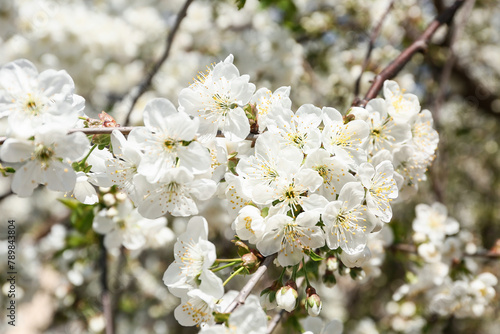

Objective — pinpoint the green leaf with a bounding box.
[58,198,80,210]
[213,311,230,324]
[66,234,88,248]
[228,159,238,174]
[68,203,96,234]
[307,250,324,262]
[261,207,269,217]
[235,0,246,10]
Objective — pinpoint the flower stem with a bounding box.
[211,261,239,273]
[291,264,299,281]
[302,259,311,286]
[278,267,287,284]
[216,258,243,263]
[80,144,97,166]
[223,266,245,287]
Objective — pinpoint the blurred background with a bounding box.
[0,0,499,333]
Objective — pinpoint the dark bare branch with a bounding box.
[434,0,476,117]
[354,0,466,107]
[122,0,194,126]
[99,236,114,334]
[0,127,262,145]
[391,243,500,259]
[354,0,395,98]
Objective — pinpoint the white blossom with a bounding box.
[304,148,356,201]
[163,216,217,298]
[232,205,266,244]
[128,98,211,183]
[321,182,373,255]
[93,200,167,251]
[174,270,224,327]
[199,295,267,334]
[412,203,459,242]
[136,167,216,218]
[0,125,89,196]
[257,211,324,267]
[322,107,369,168]
[251,86,291,131]
[267,104,322,154]
[357,161,398,222]
[0,59,84,137]
[362,98,412,155]
[178,54,255,142]
[383,80,420,124]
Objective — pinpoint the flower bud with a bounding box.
[276,281,298,312]
[305,287,322,317]
[115,192,128,202]
[103,193,116,207]
[343,113,356,124]
[326,256,338,272]
[241,252,260,273]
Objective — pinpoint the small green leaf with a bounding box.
[307,250,324,262]
[261,207,269,217]
[235,0,247,10]
[213,311,230,324]
[58,198,80,210]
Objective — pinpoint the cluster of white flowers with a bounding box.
[429,272,498,318]
[1,51,495,332]
[391,202,497,321]
[231,74,436,268]
[0,54,444,327]
[1,1,499,332]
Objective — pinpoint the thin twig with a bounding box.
[224,254,277,314]
[353,0,395,98]
[433,0,475,118]
[122,0,194,126]
[354,0,466,107]
[0,128,261,145]
[68,127,135,135]
[429,0,476,204]
[391,243,500,259]
[99,236,114,334]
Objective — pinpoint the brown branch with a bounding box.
[224,254,276,314]
[354,0,466,107]
[122,0,194,126]
[423,55,500,121]
[0,127,261,145]
[391,243,500,259]
[430,0,476,205]
[68,127,135,136]
[353,0,395,98]
[99,236,114,334]
[433,0,476,117]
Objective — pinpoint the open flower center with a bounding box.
[212,93,237,113]
[23,94,45,116]
[164,139,177,151]
[34,144,55,162]
[289,133,307,148]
